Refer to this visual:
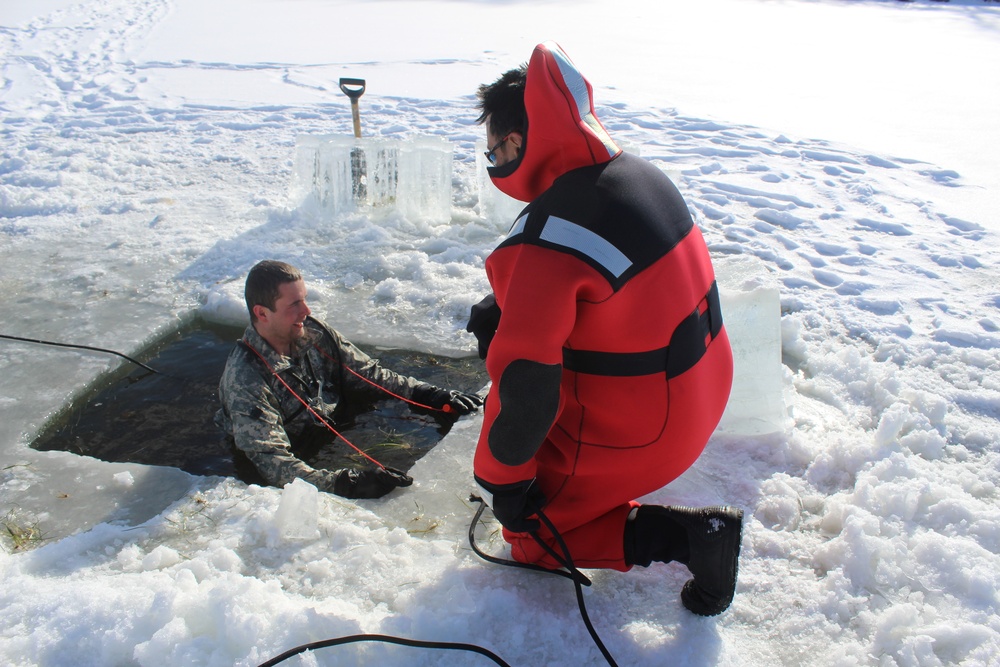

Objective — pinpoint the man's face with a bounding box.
[486,120,522,168]
[254,279,311,354]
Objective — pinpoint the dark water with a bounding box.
[32,319,488,484]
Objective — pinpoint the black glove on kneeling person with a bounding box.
[475,476,547,533]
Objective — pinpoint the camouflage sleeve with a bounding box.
[323,326,431,400]
[222,357,341,492]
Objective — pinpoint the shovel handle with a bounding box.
[339,78,366,138]
[339,78,366,100]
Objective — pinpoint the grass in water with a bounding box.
[1,510,45,552]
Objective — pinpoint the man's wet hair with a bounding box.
[476,64,528,139]
[245,260,303,322]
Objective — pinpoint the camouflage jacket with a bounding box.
[215,316,432,491]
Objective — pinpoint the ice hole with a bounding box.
[31,319,488,484]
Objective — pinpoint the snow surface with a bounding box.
[1,0,999,665]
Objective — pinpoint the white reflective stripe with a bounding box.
[540,216,632,277]
[547,43,618,159]
[507,213,528,240]
[476,482,495,509]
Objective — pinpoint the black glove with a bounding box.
[466,293,501,360]
[445,390,484,415]
[475,476,546,533]
[413,385,484,415]
[333,466,413,499]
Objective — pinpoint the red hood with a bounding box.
[488,41,622,202]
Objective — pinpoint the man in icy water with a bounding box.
[467,42,743,616]
[216,260,482,499]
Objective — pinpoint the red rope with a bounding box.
[243,341,386,469]
[312,344,453,414]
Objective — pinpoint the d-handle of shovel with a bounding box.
[339,78,366,138]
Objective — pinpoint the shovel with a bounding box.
[339,77,367,202]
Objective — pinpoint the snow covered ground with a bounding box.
[1,0,999,665]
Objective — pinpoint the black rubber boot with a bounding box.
[624,505,744,617]
[623,505,690,567]
[671,506,744,616]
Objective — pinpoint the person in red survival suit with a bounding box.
[467,42,744,616]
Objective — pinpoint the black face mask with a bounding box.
[486,132,527,180]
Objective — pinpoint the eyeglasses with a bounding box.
[484,134,512,165]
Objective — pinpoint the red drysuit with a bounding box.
[474,42,733,571]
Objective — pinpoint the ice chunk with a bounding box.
[141,544,182,571]
[273,477,319,540]
[293,135,453,222]
[396,136,453,222]
[113,471,135,488]
[714,254,786,435]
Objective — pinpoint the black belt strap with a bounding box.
[562,281,722,378]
